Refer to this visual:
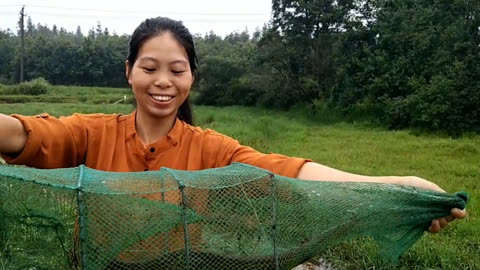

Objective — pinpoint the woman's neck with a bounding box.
[135,110,176,146]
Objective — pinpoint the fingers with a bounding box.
[443,209,467,223]
[428,209,467,234]
[429,218,448,233]
[438,218,448,228]
[428,219,441,233]
[451,208,467,219]
[445,215,455,222]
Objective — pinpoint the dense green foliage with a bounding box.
[0,21,129,87]
[334,0,480,135]
[1,0,479,134]
[263,0,480,135]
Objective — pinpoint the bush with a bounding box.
[382,68,480,136]
[6,78,50,95]
[382,97,414,130]
[409,74,480,135]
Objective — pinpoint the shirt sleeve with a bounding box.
[206,130,310,178]
[1,113,88,168]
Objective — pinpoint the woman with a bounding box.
[0,17,465,235]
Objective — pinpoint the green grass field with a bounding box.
[0,86,478,269]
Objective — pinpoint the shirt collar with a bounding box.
[126,110,182,146]
[166,117,183,146]
[126,111,137,138]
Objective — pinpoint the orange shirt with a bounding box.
[3,111,308,177]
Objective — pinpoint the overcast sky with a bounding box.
[1,0,272,37]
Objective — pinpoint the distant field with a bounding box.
[0,85,132,104]
[0,86,478,269]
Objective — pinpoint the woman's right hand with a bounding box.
[0,113,27,154]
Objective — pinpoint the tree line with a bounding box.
[1,0,479,134]
[0,19,129,87]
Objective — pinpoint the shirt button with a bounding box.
[150,147,155,153]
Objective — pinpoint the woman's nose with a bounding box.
[153,73,172,88]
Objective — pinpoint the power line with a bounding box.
[25,12,267,23]
[25,4,269,16]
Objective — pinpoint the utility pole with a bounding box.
[19,6,25,82]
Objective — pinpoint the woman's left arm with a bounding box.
[297,162,467,233]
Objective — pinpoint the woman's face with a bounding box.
[126,32,193,122]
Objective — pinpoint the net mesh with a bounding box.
[0,163,467,270]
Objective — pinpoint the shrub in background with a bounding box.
[17,78,50,95]
[3,78,50,95]
[382,61,480,136]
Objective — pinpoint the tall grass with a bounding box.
[0,85,132,104]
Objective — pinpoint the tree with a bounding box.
[0,30,18,83]
[333,0,480,133]
[195,30,258,106]
[26,17,35,36]
[75,26,83,39]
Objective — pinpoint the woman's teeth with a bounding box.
[151,95,173,101]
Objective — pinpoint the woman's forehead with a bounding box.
[138,33,189,61]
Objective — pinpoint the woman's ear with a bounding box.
[125,60,132,85]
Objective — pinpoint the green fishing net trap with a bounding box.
[0,163,467,270]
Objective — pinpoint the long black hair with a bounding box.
[127,17,197,125]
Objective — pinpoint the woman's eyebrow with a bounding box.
[137,57,187,65]
[137,56,158,63]
[170,59,188,65]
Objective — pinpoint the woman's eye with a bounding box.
[172,70,186,74]
[143,67,156,72]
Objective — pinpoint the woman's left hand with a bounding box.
[400,176,467,233]
[428,208,467,233]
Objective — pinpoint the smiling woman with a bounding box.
[0,16,467,269]
[125,17,197,142]
[126,32,194,145]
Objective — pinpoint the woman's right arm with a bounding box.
[0,113,27,154]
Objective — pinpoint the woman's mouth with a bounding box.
[151,95,173,102]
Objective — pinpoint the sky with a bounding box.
[0,0,272,37]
